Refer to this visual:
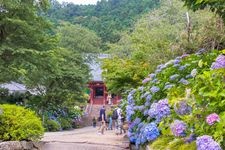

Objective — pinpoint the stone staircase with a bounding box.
[80,104,113,127]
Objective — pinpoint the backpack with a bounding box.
[112,108,118,120]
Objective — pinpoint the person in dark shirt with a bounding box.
[99,105,106,122]
[98,105,106,134]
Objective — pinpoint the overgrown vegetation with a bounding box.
[102,0,225,94]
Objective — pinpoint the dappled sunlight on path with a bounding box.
[41,126,129,150]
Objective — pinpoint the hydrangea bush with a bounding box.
[125,50,225,149]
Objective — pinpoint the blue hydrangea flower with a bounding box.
[133,118,141,125]
[150,86,160,93]
[135,105,144,111]
[179,78,189,85]
[148,99,170,122]
[138,86,144,91]
[146,94,152,102]
[164,84,174,89]
[185,74,193,79]
[151,78,158,83]
[126,105,135,121]
[144,109,149,116]
[155,69,162,74]
[148,73,156,79]
[179,65,186,71]
[174,59,180,64]
[143,122,160,141]
[145,101,151,107]
[170,74,179,81]
[196,135,222,150]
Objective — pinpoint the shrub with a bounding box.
[0,104,44,141]
[44,119,61,132]
[126,50,225,149]
[58,118,72,130]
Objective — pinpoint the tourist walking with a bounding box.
[98,105,106,134]
[107,93,112,105]
[116,107,123,135]
[108,115,113,130]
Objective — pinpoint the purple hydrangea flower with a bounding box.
[170,74,179,81]
[148,99,170,122]
[148,73,156,79]
[181,54,189,58]
[170,120,187,137]
[164,84,174,89]
[150,86,160,93]
[211,54,225,69]
[174,59,180,64]
[206,113,220,125]
[174,100,192,115]
[196,135,222,150]
[142,78,151,84]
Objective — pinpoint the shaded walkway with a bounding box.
[41,126,129,150]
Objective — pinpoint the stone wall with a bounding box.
[0,141,44,150]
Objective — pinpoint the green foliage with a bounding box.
[58,118,72,130]
[44,119,61,132]
[102,57,150,93]
[150,136,196,150]
[58,23,101,55]
[182,0,225,21]
[169,69,225,145]
[47,0,160,45]
[0,104,44,141]
[150,136,174,150]
[178,142,196,150]
[67,106,82,119]
[0,0,56,83]
[102,0,225,95]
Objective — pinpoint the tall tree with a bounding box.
[0,0,55,83]
[182,0,225,21]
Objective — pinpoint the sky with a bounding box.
[57,0,100,5]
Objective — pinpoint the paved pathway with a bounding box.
[41,126,129,150]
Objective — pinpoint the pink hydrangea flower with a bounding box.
[206,113,220,125]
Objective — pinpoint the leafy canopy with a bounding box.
[182,0,225,21]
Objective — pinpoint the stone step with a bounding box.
[81,105,115,127]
